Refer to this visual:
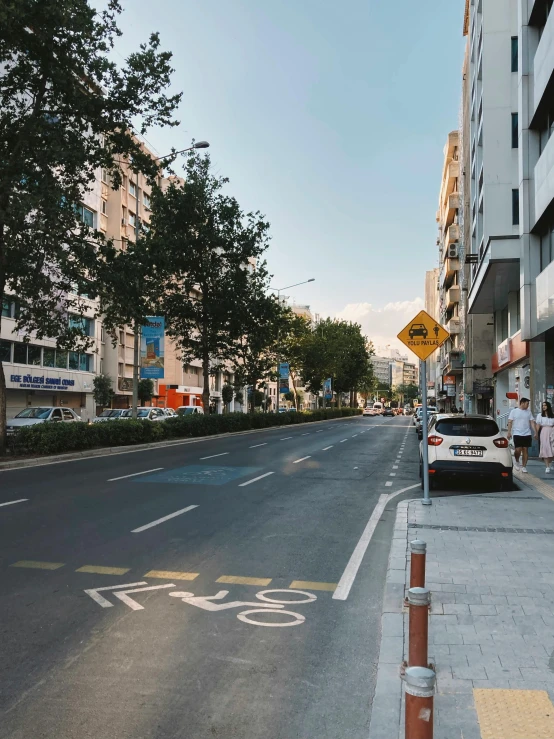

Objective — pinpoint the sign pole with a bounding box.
[421,359,431,506]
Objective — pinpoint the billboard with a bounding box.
[324,377,332,400]
[140,317,165,379]
[279,362,290,394]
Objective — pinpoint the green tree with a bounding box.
[394,383,419,404]
[0,0,181,450]
[149,152,271,413]
[137,379,154,405]
[221,384,234,413]
[234,389,244,407]
[277,312,312,410]
[93,374,114,409]
[283,390,295,404]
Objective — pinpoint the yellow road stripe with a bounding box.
[76,565,130,576]
[144,570,199,581]
[474,689,554,739]
[217,575,272,586]
[11,560,64,570]
[289,580,337,592]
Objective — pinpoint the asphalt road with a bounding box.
[0,414,419,739]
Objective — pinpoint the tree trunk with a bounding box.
[202,348,210,413]
[0,270,6,455]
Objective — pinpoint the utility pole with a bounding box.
[131,172,141,420]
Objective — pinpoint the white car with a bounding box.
[363,407,375,417]
[176,406,204,416]
[7,406,81,434]
[120,407,167,422]
[92,409,126,423]
[160,408,177,418]
[415,406,437,436]
[419,414,512,491]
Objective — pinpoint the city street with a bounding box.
[0,415,419,739]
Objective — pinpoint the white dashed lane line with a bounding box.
[249,443,267,449]
[293,456,311,464]
[200,453,229,460]
[238,472,275,487]
[322,446,333,451]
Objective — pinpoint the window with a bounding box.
[76,204,94,228]
[101,168,109,184]
[56,350,68,369]
[121,175,127,191]
[2,299,10,318]
[118,362,124,376]
[28,345,41,366]
[435,418,500,437]
[63,409,75,421]
[51,409,63,421]
[511,113,518,148]
[128,212,136,228]
[143,192,151,210]
[13,343,27,364]
[0,340,11,362]
[79,354,91,372]
[129,181,137,197]
[511,37,518,72]
[512,188,520,225]
[101,199,108,215]
[43,348,55,367]
[69,351,79,370]
[69,315,92,336]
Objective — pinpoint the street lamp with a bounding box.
[153,141,210,161]
[268,279,315,413]
[131,140,210,418]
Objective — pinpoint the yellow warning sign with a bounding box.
[397,309,449,362]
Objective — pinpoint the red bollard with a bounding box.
[408,587,430,668]
[410,540,427,589]
[405,666,435,739]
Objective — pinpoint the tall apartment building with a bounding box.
[463,0,554,419]
[371,355,392,385]
[1,183,103,421]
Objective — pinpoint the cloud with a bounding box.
[335,297,424,355]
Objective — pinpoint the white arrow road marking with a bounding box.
[84,581,148,608]
[113,583,176,611]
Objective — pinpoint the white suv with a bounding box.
[419,414,512,491]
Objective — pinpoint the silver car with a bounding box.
[92,409,126,423]
[120,407,166,422]
[7,406,81,434]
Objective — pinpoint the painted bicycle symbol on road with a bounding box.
[169,588,317,627]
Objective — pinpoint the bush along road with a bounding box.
[6,408,362,457]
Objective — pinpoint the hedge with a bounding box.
[7,408,362,457]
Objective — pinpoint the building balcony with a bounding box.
[537,259,554,334]
[448,159,459,182]
[533,7,554,123]
[441,350,463,374]
[444,192,460,228]
[535,122,554,224]
[446,286,460,310]
[447,318,461,334]
[467,236,520,315]
[440,257,460,290]
[446,223,459,246]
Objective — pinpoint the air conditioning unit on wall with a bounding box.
[448,243,459,259]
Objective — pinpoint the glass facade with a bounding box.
[0,342,92,372]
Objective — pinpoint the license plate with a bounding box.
[454,449,483,457]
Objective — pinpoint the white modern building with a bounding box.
[463,0,554,421]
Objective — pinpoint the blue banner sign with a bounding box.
[279,362,290,394]
[140,317,165,379]
[324,377,332,400]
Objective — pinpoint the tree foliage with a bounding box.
[93,373,114,408]
[137,378,154,405]
[148,152,271,413]
[0,0,181,449]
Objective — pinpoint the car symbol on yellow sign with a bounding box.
[397,309,450,361]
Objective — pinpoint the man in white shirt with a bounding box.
[507,397,536,473]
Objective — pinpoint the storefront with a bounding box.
[492,332,530,419]
[5,364,95,421]
[157,384,204,410]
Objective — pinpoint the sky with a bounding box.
[97,0,466,354]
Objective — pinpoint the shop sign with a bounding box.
[497,339,511,367]
[9,373,75,391]
[447,385,456,397]
[118,377,133,392]
[443,375,456,385]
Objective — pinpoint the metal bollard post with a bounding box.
[410,540,427,589]
[405,666,435,739]
[408,587,430,668]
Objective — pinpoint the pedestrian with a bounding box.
[507,397,536,473]
[451,405,458,414]
[535,400,554,473]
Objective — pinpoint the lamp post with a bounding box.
[269,279,315,413]
[131,141,210,419]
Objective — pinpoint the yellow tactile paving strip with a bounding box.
[76,565,130,575]
[474,689,554,739]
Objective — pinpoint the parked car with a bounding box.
[176,406,204,416]
[415,406,438,436]
[383,407,395,417]
[159,408,177,418]
[419,414,512,491]
[92,409,126,423]
[362,406,375,417]
[120,407,166,421]
[403,405,412,416]
[6,406,81,435]
[372,402,383,415]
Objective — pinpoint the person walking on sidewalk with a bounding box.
[535,400,554,473]
[507,397,536,473]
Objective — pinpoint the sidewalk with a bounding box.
[369,480,554,739]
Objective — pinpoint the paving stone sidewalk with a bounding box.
[369,485,554,739]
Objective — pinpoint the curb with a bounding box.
[368,499,410,739]
[0,414,360,471]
